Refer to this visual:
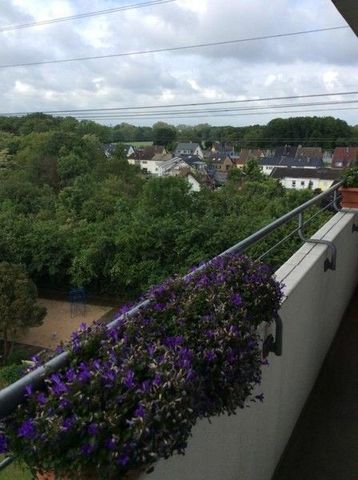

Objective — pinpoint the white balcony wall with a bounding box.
[140,211,358,480]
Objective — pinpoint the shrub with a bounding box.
[1,254,283,479]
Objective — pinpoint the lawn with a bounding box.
[129,141,153,147]
[0,460,31,479]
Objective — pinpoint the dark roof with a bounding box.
[273,145,298,158]
[271,167,342,180]
[295,147,323,160]
[180,154,205,168]
[175,143,200,153]
[260,156,323,168]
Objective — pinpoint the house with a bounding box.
[295,146,323,161]
[210,142,236,156]
[179,155,207,173]
[127,147,171,175]
[206,153,235,172]
[331,146,358,169]
[102,143,117,158]
[271,167,342,191]
[122,144,136,158]
[157,156,190,177]
[175,142,204,159]
[273,145,298,159]
[238,149,266,166]
[259,156,324,176]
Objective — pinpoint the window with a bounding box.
[292,180,296,187]
[301,181,305,186]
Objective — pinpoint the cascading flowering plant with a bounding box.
[0,254,283,479]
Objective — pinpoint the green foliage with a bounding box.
[0,263,46,364]
[0,364,24,388]
[0,113,345,304]
[153,123,177,147]
[342,167,358,187]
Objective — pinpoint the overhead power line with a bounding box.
[0,0,176,32]
[62,106,358,121]
[2,90,357,116]
[55,99,358,119]
[0,26,349,69]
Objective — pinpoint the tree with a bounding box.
[0,263,46,364]
[153,126,177,147]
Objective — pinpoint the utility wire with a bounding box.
[0,26,349,69]
[0,0,176,32]
[55,100,358,118]
[2,90,357,116]
[63,106,358,121]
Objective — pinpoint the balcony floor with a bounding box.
[273,286,358,480]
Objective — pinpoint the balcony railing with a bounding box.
[0,180,353,473]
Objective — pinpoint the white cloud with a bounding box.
[0,0,357,126]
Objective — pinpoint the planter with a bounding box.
[340,187,358,209]
[36,468,143,480]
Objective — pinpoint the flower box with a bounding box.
[340,187,358,209]
[2,254,283,479]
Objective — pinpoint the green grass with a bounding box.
[0,460,32,479]
[129,141,153,147]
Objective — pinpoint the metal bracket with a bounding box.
[353,216,358,233]
[298,213,336,271]
[262,312,282,358]
[333,190,341,212]
[334,191,358,232]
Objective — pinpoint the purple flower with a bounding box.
[105,437,117,451]
[153,373,162,386]
[87,423,99,436]
[117,454,129,466]
[59,397,71,409]
[123,370,135,389]
[81,443,95,455]
[61,416,75,432]
[140,380,151,393]
[231,293,243,307]
[205,350,217,362]
[78,362,91,383]
[24,385,33,397]
[0,433,8,454]
[153,302,165,312]
[49,373,68,395]
[164,336,184,348]
[18,419,36,439]
[65,368,76,383]
[134,404,145,418]
[36,393,47,405]
[147,344,156,356]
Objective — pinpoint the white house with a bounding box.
[271,167,341,191]
[260,156,324,176]
[174,142,204,159]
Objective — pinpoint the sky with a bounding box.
[0,0,357,126]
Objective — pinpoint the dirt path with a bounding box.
[16,298,114,350]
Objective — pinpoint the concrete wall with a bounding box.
[140,211,358,480]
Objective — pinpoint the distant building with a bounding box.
[210,142,236,156]
[331,147,358,169]
[295,146,323,161]
[273,145,299,159]
[271,167,341,191]
[260,156,324,176]
[175,142,204,159]
[238,149,266,165]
